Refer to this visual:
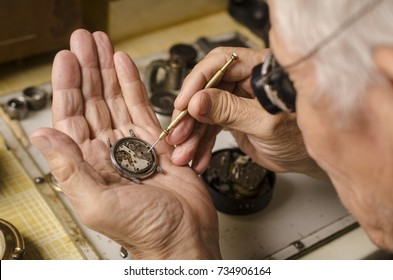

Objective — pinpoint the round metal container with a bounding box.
[201,148,275,215]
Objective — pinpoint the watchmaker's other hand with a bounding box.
[30,29,220,259]
[168,47,325,179]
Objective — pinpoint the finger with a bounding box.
[114,51,159,128]
[70,29,112,138]
[170,122,208,166]
[165,110,195,145]
[92,31,132,133]
[52,50,90,145]
[187,88,267,135]
[170,88,263,167]
[374,46,393,79]
[29,128,106,207]
[168,110,220,170]
[175,47,267,110]
[190,125,221,174]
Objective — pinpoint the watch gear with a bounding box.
[108,130,162,183]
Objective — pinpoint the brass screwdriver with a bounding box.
[148,53,239,152]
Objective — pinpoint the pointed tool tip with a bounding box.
[148,138,160,152]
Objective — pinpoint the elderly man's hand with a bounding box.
[30,29,220,259]
[168,47,325,179]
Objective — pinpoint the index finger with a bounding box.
[174,47,267,110]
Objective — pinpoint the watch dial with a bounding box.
[113,138,154,174]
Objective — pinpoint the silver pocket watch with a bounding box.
[108,130,162,183]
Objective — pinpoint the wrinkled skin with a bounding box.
[168,47,325,179]
[30,1,393,257]
[268,0,393,252]
[292,46,393,252]
[168,0,393,253]
[30,29,221,259]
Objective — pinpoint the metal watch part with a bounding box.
[22,86,48,111]
[108,130,162,183]
[44,173,63,192]
[201,148,275,215]
[0,219,25,260]
[4,97,28,120]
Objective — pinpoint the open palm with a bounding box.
[30,29,220,259]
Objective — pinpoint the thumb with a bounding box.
[188,89,267,135]
[29,128,103,199]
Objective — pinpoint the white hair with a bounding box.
[271,0,393,119]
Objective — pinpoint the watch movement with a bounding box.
[108,130,162,183]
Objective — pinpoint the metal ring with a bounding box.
[4,97,28,120]
[22,87,48,111]
[0,219,25,260]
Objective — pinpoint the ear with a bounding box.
[366,47,393,130]
[374,46,393,79]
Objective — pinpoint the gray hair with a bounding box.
[271,0,393,119]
